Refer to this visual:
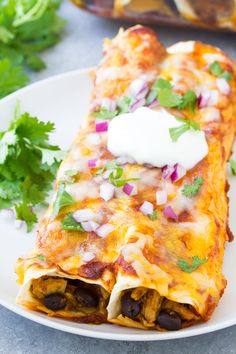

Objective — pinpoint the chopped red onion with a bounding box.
[95,121,108,132]
[171,164,186,182]
[201,107,221,122]
[82,252,95,262]
[0,208,14,220]
[81,220,99,232]
[162,165,175,179]
[139,201,154,216]
[163,206,178,220]
[88,158,98,168]
[116,156,136,165]
[129,79,148,99]
[148,99,159,108]
[198,91,210,108]
[208,90,219,106]
[156,190,167,205]
[101,98,116,111]
[130,98,146,113]
[93,175,104,184]
[123,183,134,196]
[73,209,95,222]
[216,78,230,95]
[96,223,114,238]
[99,182,115,201]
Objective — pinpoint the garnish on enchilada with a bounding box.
[15,25,236,331]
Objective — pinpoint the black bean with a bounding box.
[121,292,141,319]
[157,311,182,331]
[44,293,67,311]
[67,278,83,287]
[74,287,99,308]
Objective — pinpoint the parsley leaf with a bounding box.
[230,159,236,176]
[182,177,204,197]
[92,107,118,119]
[177,256,207,273]
[15,202,37,232]
[169,117,200,142]
[0,0,66,99]
[209,61,223,76]
[61,213,84,232]
[52,184,75,218]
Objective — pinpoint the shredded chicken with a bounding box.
[131,287,147,301]
[31,277,67,299]
[162,299,199,321]
[141,289,163,324]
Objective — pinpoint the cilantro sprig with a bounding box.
[209,61,232,81]
[52,184,75,218]
[169,117,200,142]
[182,177,204,197]
[61,213,84,232]
[230,159,236,176]
[0,104,64,231]
[107,161,139,187]
[0,0,66,98]
[177,256,207,273]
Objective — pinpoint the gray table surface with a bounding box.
[1,2,236,353]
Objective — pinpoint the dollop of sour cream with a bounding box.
[107,107,208,170]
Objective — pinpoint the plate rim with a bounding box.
[0,67,235,341]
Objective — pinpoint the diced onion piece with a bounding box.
[129,79,148,99]
[171,164,186,182]
[103,170,112,179]
[200,107,221,122]
[96,223,114,238]
[100,98,116,111]
[88,159,98,168]
[81,221,99,232]
[0,208,14,220]
[162,165,175,179]
[163,206,178,220]
[123,183,134,196]
[139,201,154,215]
[198,91,210,108]
[208,90,219,106]
[216,78,230,95]
[148,99,159,108]
[73,209,95,222]
[130,98,146,113]
[87,133,101,145]
[156,190,167,205]
[116,156,136,165]
[95,121,108,132]
[82,252,95,262]
[99,182,115,201]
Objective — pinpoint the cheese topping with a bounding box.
[107,107,208,170]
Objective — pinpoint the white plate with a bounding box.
[0,68,236,341]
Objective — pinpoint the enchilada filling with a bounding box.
[120,288,200,330]
[30,276,109,321]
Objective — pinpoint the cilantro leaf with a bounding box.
[14,202,37,232]
[0,104,64,231]
[110,178,139,187]
[0,0,65,99]
[177,256,207,273]
[36,255,47,262]
[92,107,118,119]
[158,89,182,108]
[52,184,75,218]
[178,90,197,111]
[116,96,133,114]
[220,71,232,81]
[0,59,28,99]
[209,61,223,76]
[61,213,85,232]
[182,177,204,197]
[169,117,200,142]
[149,210,158,220]
[153,78,172,90]
[105,160,118,170]
[230,159,236,175]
